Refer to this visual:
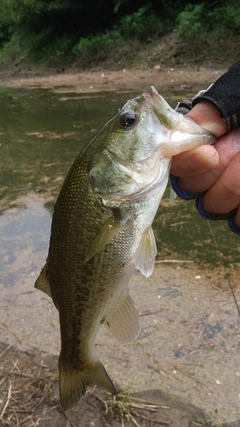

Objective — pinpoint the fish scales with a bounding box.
[35,86,215,410]
[49,152,144,406]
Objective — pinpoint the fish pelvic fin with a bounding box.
[34,260,52,299]
[134,226,157,278]
[59,355,118,410]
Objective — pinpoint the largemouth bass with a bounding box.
[35,86,215,410]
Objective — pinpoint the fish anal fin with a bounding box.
[59,355,117,410]
[35,261,52,299]
[103,292,140,345]
[134,227,157,278]
[84,214,129,262]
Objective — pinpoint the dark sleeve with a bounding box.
[192,60,240,130]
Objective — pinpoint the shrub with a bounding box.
[177,4,205,39]
[73,31,122,59]
[177,2,240,39]
[118,4,163,40]
[207,4,240,33]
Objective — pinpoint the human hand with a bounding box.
[171,101,240,230]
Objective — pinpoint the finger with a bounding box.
[201,151,240,215]
[185,101,227,137]
[171,145,218,177]
[176,129,240,193]
[171,99,227,178]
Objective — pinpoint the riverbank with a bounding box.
[0,63,229,96]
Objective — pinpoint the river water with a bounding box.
[1,86,239,283]
[0,86,240,423]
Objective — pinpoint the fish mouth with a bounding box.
[143,85,215,149]
[144,85,163,104]
[144,85,172,106]
[143,86,180,130]
[143,86,168,110]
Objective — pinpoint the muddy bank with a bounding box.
[0,341,211,427]
[1,256,240,426]
[0,64,228,96]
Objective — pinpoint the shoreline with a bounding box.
[0,64,227,94]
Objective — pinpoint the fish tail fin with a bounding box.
[59,355,118,410]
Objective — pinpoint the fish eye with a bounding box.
[120,111,138,129]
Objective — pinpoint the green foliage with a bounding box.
[118,4,163,39]
[0,28,73,64]
[0,0,14,44]
[72,3,164,63]
[207,3,240,33]
[0,0,239,64]
[177,3,205,39]
[73,31,122,61]
[177,1,240,40]
[40,36,73,60]
[0,0,116,62]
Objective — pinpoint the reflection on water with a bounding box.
[0,86,239,289]
[154,196,240,265]
[0,197,51,286]
[0,86,130,206]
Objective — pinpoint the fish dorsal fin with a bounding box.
[102,291,140,345]
[35,261,52,299]
[84,214,129,262]
[134,227,157,278]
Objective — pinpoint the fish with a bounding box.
[35,86,215,410]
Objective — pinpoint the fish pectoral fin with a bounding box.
[59,355,117,410]
[134,227,157,278]
[84,214,129,262]
[34,261,52,299]
[103,291,140,345]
